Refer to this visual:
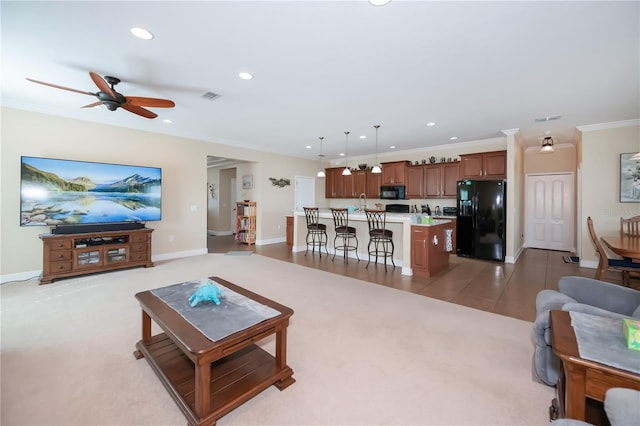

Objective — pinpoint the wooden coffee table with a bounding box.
[550,310,640,421]
[134,277,295,426]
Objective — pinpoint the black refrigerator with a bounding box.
[456,179,506,261]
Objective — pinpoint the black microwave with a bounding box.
[380,185,406,200]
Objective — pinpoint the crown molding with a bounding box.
[577,119,640,132]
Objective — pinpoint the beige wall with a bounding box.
[0,107,321,278]
[579,122,640,266]
[3,106,637,279]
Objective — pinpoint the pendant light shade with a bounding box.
[540,136,555,153]
[371,124,382,174]
[342,131,351,176]
[316,136,326,178]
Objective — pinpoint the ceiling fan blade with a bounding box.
[122,104,157,119]
[81,101,102,109]
[26,78,95,96]
[89,71,116,98]
[125,96,175,108]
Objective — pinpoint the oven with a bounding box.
[385,204,410,214]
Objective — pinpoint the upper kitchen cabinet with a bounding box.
[423,162,459,198]
[325,167,344,198]
[325,168,373,199]
[406,165,424,199]
[366,170,382,198]
[344,170,367,198]
[459,151,506,180]
[381,161,410,185]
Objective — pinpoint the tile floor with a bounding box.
[206,234,628,322]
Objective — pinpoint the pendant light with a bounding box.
[316,137,326,178]
[342,131,351,176]
[540,136,555,153]
[371,125,382,174]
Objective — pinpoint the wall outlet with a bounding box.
[169,235,174,242]
[190,205,197,212]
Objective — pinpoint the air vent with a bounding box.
[201,91,220,101]
[534,115,561,122]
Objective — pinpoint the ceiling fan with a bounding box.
[26,71,175,119]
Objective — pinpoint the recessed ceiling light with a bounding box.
[238,72,254,80]
[305,145,312,149]
[130,27,154,40]
[389,145,396,149]
[339,153,345,156]
[162,119,173,124]
[369,0,391,6]
[427,122,436,126]
[450,136,458,140]
[360,135,366,139]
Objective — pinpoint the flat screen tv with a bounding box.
[20,156,162,229]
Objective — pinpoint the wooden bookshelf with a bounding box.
[236,201,256,245]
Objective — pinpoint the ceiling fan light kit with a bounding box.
[26,71,175,119]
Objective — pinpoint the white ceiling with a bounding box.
[2,1,638,161]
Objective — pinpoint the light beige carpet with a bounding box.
[1,254,554,425]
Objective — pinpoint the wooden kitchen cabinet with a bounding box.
[410,223,451,277]
[381,161,409,185]
[406,165,424,198]
[351,170,367,198]
[325,167,343,198]
[366,170,382,198]
[459,151,506,179]
[286,215,293,249]
[423,162,459,198]
[325,168,378,199]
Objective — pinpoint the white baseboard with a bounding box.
[1,249,210,284]
[152,248,209,262]
[1,270,42,284]
[257,237,286,246]
[207,230,233,236]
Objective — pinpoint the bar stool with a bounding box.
[365,209,395,270]
[330,208,359,263]
[303,207,328,257]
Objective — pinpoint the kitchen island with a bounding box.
[291,210,453,276]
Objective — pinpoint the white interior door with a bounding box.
[295,176,315,211]
[526,173,574,251]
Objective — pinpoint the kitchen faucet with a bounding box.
[359,193,367,212]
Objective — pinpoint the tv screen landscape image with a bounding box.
[20,156,162,227]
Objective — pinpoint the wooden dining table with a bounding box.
[601,233,640,260]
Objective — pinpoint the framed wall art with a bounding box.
[242,174,253,189]
[620,152,640,202]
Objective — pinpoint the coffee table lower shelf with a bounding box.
[135,333,294,426]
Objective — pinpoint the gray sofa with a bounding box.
[551,387,640,426]
[533,276,640,386]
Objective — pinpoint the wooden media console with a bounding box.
[40,228,154,284]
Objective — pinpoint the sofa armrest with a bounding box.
[561,303,630,320]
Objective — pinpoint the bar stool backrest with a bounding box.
[330,208,349,229]
[303,207,320,227]
[365,209,387,234]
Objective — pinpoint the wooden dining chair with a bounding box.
[620,215,640,236]
[587,216,640,286]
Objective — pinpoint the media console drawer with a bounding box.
[40,228,154,284]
